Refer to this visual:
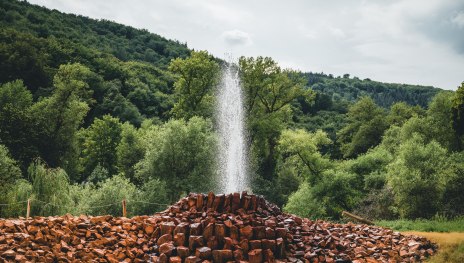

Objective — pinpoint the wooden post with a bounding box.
[341,211,374,225]
[122,199,127,217]
[26,198,31,219]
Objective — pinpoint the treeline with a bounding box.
[0,0,189,67]
[301,72,440,108]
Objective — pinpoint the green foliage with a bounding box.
[387,101,425,126]
[169,51,220,119]
[133,178,169,215]
[338,97,388,158]
[77,174,168,216]
[0,0,190,68]
[28,160,73,216]
[302,72,439,108]
[30,63,93,175]
[284,170,362,219]
[0,80,37,168]
[377,217,464,232]
[0,144,22,189]
[387,134,450,219]
[452,82,464,144]
[85,174,138,216]
[442,152,464,216]
[0,144,22,216]
[136,117,217,201]
[116,122,145,183]
[87,164,110,184]
[239,56,312,181]
[79,115,122,179]
[426,91,459,151]
[277,129,332,184]
[2,179,32,218]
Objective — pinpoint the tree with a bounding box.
[387,134,450,219]
[27,160,73,216]
[426,91,459,151]
[169,51,220,119]
[0,144,22,216]
[386,92,459,153]
[135,117,217,201]
[239,56,313,181]
[277,129,332,184]
[30,63,94,177]
[338,97,388,158]
[0,80,37,169]
[116,122,145,183]
[79,115,122,179]
[387,102,424,127]
[452,82,464,148]
[96,80,143,126]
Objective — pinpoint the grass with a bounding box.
[376,217,464,232]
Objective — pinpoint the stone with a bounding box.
[195,247,212,260]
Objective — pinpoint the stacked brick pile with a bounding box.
[0,192,436,262]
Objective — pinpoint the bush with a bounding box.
[28,160,73,216]
[86,174,139,216]
[284,170,362,219]
[133,178,169,215]
[354,186,397,220]
[2,180,32,218]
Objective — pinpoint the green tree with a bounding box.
[338,96,388,158]
[426,91,459,151]
[27,160,73,216]
[387,101,424,126]
[442,152,464,216]
[0,80,37,169]
[452,82,464,148]
[30,63,94,176]
[79,115,122,179]
[0,144,22,216]
[387,134,450,219]
[169,51,220,119]
[277,129,332,184]
[384,92,459,153]
[116,122,145,183]
[239,56,312,181]
[135,117,217,201]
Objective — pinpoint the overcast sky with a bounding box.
[30,0,464,90]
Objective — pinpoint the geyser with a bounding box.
[216,60,248,193]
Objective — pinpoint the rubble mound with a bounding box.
[0,192,436,263]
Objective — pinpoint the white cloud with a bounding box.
[221,30,252,47]
[452,11,464,28]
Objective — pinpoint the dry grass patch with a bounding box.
[403,232,464,263]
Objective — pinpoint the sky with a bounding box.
[29,0,464,90]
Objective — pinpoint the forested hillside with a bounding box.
[1,0,462,223]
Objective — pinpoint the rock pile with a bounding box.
[0,192,436,262]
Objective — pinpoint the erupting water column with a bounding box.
[217,60,248,193]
